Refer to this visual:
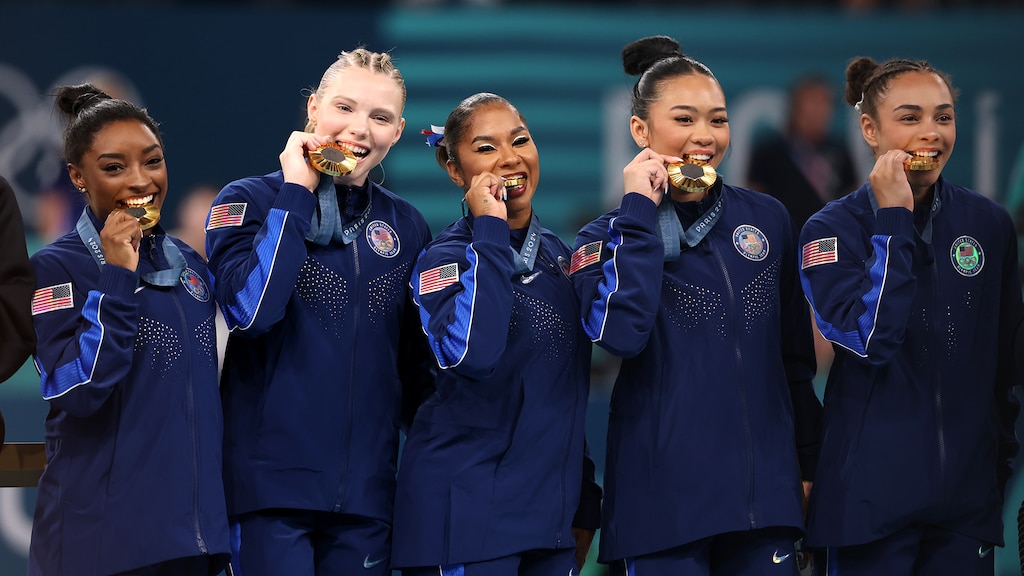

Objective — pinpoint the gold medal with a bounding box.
[123,205,161,230]
[667,162,718,193]
[904,154,938,171]
[309,142,357,176]
[501,176,524,201]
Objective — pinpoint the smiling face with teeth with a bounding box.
[445,101,539,230]
[861,70,956,193]
[630,73,729,199]
[68,119,167,232]
[307,67,406,187]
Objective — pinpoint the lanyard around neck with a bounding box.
[75,208,186,287]
[511,214,543,275]
[657,192,725,261]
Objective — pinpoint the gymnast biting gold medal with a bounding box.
[309,142,358,177]
[666,161,718,194]
[115,197,161,230]
[903,150,939,171]
[501,176,524,201]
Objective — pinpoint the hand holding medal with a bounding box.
[280,132,355,192]
[309,141,358,177]
[101,208,144,271]
[464,172,508,222]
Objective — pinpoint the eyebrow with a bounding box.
[892,103,954,113]
[470,125,527,145]
[669,104,728,114]
[96,144,162,160]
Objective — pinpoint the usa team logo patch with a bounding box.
[32,283,73,315]
[366,220,400,258]
[733,225,768,261]
[206,203,246,230]
[950,235,984,277]
[179,268,211,302]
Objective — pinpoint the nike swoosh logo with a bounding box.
[978,545,993,558]
[134,286,146,293]
[772,551,791,564]
[363,554,386,569]
[521,271,541,284]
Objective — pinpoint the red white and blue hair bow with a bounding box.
[421,124,445,147]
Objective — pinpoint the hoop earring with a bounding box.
[370,162,386,186]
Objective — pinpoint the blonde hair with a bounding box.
[305,47,406,132]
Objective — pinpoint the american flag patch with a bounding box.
[419,263,459,295]
[569,241,602,275]
[801,237,838,269]
[206,203,246,230]
[32,283,73,315]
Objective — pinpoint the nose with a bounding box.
[917,115,945,141]
[497,144,521,168]
[347,114,369,138]
[691,120,714,146]
[128,163,153,190]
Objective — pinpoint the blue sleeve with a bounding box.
[31,254,140,418]
[571,193,663,358]
[205,179,317,336]
[799,206,917,366]
[411,216,514,381]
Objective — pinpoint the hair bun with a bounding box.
[55,83,112,118]
[72,90,110,116]
[622,35,683,76]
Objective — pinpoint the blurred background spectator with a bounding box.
[168,183,220,258]
[746,73,858,230]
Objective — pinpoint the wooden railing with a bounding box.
[0,410,46,487]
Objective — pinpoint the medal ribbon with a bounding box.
[306,172,373,246]
[511,214,543,275]
[76,208,186,286]
[868,185,942,244]
[656,193,725,261]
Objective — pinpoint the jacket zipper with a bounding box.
[930,259,946,501]
[334,241,359,512]
[171,287,208,554]
[711,242,757,528]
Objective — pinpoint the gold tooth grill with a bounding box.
[667,162,718,193]
[309,142,358,176]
